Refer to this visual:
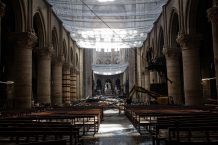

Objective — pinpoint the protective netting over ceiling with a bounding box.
[47,0,167,49]
[92,63,128,75]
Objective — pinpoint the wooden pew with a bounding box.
[125,105,217,135]
[19,140,66,145]
[124,104,218,145]
[0,121,79,145]
[166,126,218,145]
[167,142,218,145]
[51,106,104,122]
[1,108,102,136]
[152,116,218,145]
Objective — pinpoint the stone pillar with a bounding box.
[163,48,183,104]
[123,72,127,94]
[177,33,203,105]
[0,1,5,64]
[128,48,136,91]
[208,1,218,99]
[10,32,37,109]
[79,49,84,99]
[84,49,93,98]
[37,47,52,104]
[0,1,5,18]
[62,63,71,105]
[137,48,142,87]
[0,3,6,110]
[137,49,142,101]
[141,72,145,89]
[51,58,62,106]
[144,69,150,103]
[76,71,80,100]
[70,67,77,102]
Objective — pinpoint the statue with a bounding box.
[105,83,108,91]
[108,83,111,90]
[105,82,111,91]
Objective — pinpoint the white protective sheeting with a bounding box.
[47,0,167,49]
[92,63,128,75]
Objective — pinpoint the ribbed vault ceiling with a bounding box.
[47,0,167,49]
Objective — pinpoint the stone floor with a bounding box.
[81,109,152,145]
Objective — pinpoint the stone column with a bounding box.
[141,72,145,88]
[123,72,127,94]
[177,33,203,105]
[79,49,84,99]
[208,1,218,99]
[70,67,77,102]
[76,70,80,100]
[84,49,93,98]
[10,32,37,109]
[0,1,5,64]
[163,48,183,104]
[37,47,52,104]
[145,70,150,91]
[51,58,62,106]
[144,69,150,103]
[137,49,142,87]
[128,48,136,91]
[0,2,5,108]
[0,1,5,18]
[62,63,71,105]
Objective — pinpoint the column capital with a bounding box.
[9,32,38,49]
[63,63,71,69]
[70,67,76,74]
[0,1,5,17]
[176,33,201,49]
[52,55,63,66]
[36,46,53,58]
[208,7,218,23]
[76,70,80,75]
[162,47,181,58]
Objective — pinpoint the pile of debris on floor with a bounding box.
[74,96,125,108]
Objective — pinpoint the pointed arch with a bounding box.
[186,0,199,34]
[157,26,164,56]
[96,59,101,64]
[33,9,46,48]
[11,0,25,31]
[18,0,26,31]
[63,39,67,61]
[52,27,59,57]
[70,46,74,65]
[169,9,180,48]
[76,53,79,68]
